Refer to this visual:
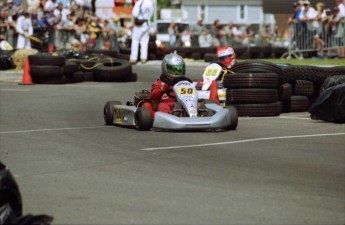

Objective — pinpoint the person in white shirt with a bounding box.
[299,0,318,49]
[129,0,154,64]
[336,0,345,18]
[16,11,33,49]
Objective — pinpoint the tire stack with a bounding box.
[28,54,67,84]
[224,60,284,117]
[281,65,345,113]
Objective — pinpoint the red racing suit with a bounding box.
[150,79,175,114]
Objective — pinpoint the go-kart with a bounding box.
[103,76,238,131]
[194,62,229,103]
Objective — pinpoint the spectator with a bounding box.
[224,22,235,46]
[190,19,204,47]
[336,0,345,17]
[129,0,154,64]
[242,24,254,46]
[16,10,33,49]
[26,0,40,13]
[73,17,87,50]
[0,7,16,47]
[198,28,212,47]
[44,0,57,12]
[167,21,176,47]
[299,0,318,49]
[107,16,121,51]
[331,6,345,57]
[314,2,326,55]
[231,24,244,46]
[210,19,221,46]
[288,1,305,49]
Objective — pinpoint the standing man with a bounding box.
[129,0,154,64]
[16,10,33,49]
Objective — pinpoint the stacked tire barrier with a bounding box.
[224,60,345,117]
[224,61,283,117]
[28,51,136,84]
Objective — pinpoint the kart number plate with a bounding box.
[115,108,122,123]
[203,68,221,77]
[177,87,195,96]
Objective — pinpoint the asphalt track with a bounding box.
[0,62,344,225]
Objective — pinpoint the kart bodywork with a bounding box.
[103,77,238,131]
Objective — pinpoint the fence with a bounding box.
[282,18,345,59]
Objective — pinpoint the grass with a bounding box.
[238,58,345,66]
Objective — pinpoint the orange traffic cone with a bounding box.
[20,58,33,85]
[209,80,220,105]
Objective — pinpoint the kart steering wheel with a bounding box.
[165,76,193,99]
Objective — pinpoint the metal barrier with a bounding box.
[282,18,345,59]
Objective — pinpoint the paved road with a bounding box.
[1,62,344,224]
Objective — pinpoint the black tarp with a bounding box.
[309,76,345,123]
[0,162,53,225]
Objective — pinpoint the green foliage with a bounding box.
[157,0,171,19]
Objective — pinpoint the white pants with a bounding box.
[130,25,150,61]
[17,34,31,49]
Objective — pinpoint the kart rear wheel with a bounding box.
[224,105,238,130]
[135,107,153,131]
[104,101,121,125]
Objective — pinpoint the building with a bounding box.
[181,0,274,26]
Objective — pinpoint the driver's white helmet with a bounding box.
[161,51,186,78]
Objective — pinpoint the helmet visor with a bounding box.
[219,54,233,61]
[167,64,185,76]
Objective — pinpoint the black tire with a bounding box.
[104,101,122,125]
[293,80,314,97]
[30,65,63,77]
[232,60,283,76]
[279,83,292,101]
[63,61,79,75]
[32,76,68,84]
[83,71,94,81]
[28,54,65,66]
[93,59,132,82]
[230,102,282,117]
[223,73,280,89]
[224,105,238,130]
[116,53,130,60]
[283,96,310,112]
[226,88,278,104]
[135,107,153,131]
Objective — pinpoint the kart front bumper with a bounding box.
[152,108,232,130]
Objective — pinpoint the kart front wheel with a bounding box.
[135,107,153,131]
[224,105,238,130]
[104,101,121,125]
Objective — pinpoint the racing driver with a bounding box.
[216,45,236,69]
[149,51,186,114]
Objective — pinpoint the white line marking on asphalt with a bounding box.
[0,89,30,92]
[0,126,110,134]
[279,116,310,120]
[141,133,345,151]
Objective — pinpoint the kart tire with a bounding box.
[135,107,153,131]
[104,101,122,125]
[224,105,238,130]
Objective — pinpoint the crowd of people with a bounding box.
[288,0,345,57]
[0,0,344,58]
[0,0,132,51]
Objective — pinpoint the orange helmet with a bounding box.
[217,46,236,68]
